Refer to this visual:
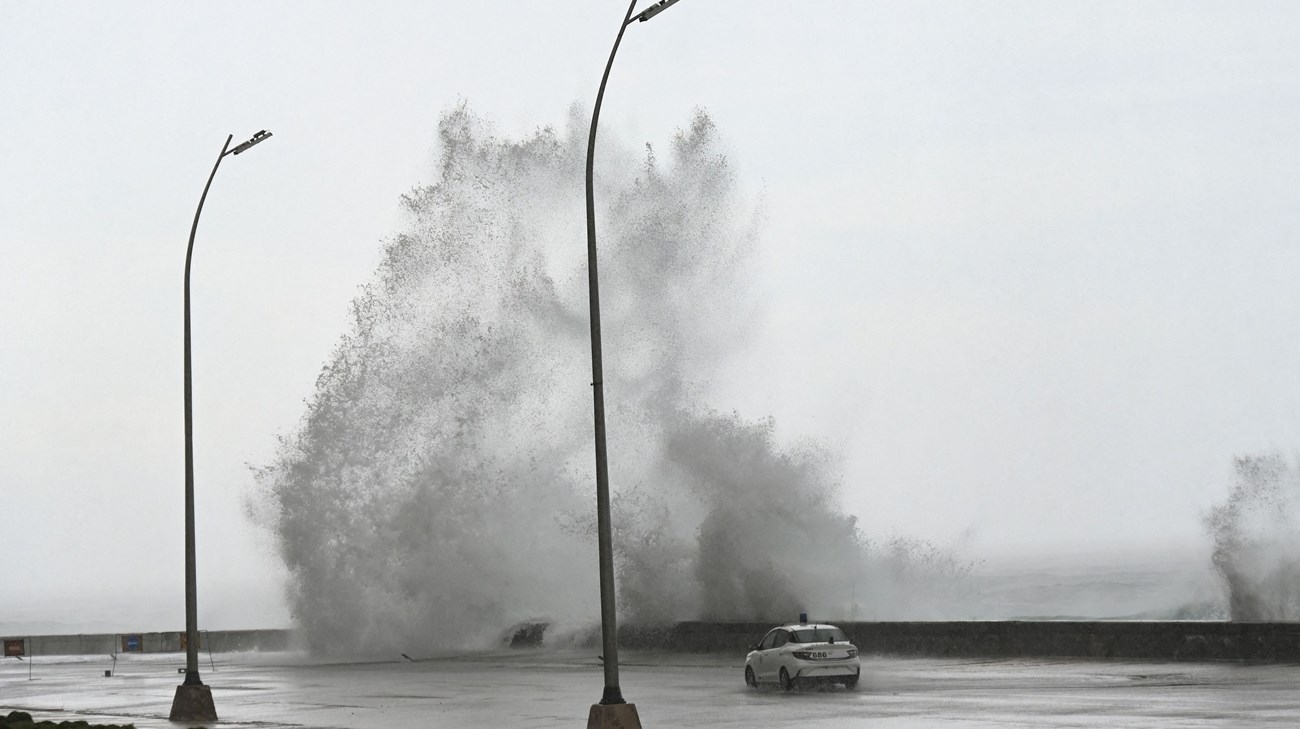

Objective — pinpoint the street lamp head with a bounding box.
[633,0,683,23]
[230,130,273,155]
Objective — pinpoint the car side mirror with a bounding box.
[749,643,758,651]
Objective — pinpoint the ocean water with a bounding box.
[0,545,1226,637]
[960,546,1225,621]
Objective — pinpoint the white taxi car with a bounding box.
[744,623,860,690]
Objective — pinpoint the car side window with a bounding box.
[760,630,778,650]
[772,630,789,648]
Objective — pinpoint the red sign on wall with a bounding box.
[3,639,24,657]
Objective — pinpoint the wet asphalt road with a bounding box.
[3,649,1298,728]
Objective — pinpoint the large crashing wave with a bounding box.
[251,104,968,655]
[1205,453,1300,620]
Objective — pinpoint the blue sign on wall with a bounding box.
[121,634,143,653]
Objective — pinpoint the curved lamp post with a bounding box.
[584,1,684,725]
[170,129,272,723]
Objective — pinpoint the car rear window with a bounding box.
[790,627,848,644]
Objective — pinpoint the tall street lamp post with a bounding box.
[584,1,683,727]
[170,129,272,723]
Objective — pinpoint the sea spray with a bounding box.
[1205,453,1300,620]
[251,104,971,654]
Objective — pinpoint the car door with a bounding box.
[769,629,791,680]
[755,630,780,682]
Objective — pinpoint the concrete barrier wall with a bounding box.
[1,629,293,657]
[620,621,1300,661]
[12,622,1300,661]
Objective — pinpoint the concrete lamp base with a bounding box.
[586,703,642,729]
[170,683,218,722]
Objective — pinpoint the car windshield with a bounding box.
[790,627,848,644]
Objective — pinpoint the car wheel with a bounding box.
[843,671,859,689]
[779,667,794,691]
[745,666,757,688]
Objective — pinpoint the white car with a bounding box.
[744,623,860,690]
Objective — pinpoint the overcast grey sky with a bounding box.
[3,1,1300,630]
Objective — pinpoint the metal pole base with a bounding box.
[587,702,641,729]
[169,683,217,722]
